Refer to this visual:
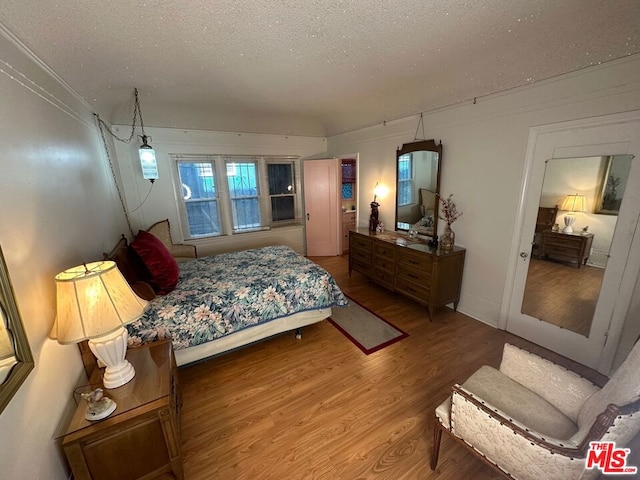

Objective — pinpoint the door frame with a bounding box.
[499,110,640,374]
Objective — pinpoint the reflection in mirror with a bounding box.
[0,245,34,413]
[395,140,442,237]
[0,306,17,384]
[521,155,633,337]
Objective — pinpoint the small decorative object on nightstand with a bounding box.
[80,388,116,421]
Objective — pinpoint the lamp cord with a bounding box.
[96,114,134,237]
[94,88,154,238]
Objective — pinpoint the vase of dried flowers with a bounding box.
[439,194,462,251]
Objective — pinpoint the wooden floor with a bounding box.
[177,255,632,480]
[522,258,605,336]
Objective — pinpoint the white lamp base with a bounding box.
[88,327,135,389]
[563,213,576,234]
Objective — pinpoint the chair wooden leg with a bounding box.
[430,417,443,470]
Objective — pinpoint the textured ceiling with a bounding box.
[2,0,640,136]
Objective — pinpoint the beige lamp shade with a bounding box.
[560,194,587,213]
[51,261,148,345]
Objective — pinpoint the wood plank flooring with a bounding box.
[522,258,604,336]
[177,255,631,480]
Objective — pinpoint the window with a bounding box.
[173,155,300,239]
[397,153,413,206]
[267,162,296,222]
[227,161,261,231]
[177,161,221,237]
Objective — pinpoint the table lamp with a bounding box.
[50,261,148,389]
[559,193,586,234]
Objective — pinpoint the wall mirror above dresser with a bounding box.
[395,140,442,238]
[0,244,34,414]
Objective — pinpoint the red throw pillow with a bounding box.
[130,230,180,294]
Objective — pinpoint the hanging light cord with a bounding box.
[94,88,153,237]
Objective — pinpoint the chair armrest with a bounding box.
[451,385,581,453]
[499,343,599,421]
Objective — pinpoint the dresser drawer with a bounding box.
[350,247,371,263]
[397,264,431,284]
[351,258,373,276]
[374,242,396,259]
[395,277,430,302]
[371,267,395,289]
[544,236,582,249]
[374,255,396,273]
[544,244,580,257]
[350,233,373,252]
[342,212,356,226]
[398,249,433,271]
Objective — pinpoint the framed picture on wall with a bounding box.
[594,155,633,215]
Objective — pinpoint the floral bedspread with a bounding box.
[127,245,347,350]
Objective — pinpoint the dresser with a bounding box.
[349,229,465,319]
[60,340,182,480]
[540,230,594,268]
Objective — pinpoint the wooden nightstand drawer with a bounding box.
[545,244,579,256]
[544,236,582,249]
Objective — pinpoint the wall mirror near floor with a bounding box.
[395,140,442,237]
[0,245,34,413]
[521,154,633,337]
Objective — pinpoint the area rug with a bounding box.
[328,296,408,354]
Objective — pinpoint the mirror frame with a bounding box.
[395,139,443,238]
[0,245,34,414]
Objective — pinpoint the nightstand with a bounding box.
[540,230,594,268]
[60,340,182,480]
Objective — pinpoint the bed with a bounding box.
[106,236,347,366]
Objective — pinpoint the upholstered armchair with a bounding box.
[431,342,640,480]
[146,219,197,262]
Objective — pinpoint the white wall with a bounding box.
[0,29,128,479]
[111,126,327,256]
[326,55,640,341]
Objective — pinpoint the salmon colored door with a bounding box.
[303,159,340,256]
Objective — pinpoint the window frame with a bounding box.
[397,153,414,206]
[172,154,301,240]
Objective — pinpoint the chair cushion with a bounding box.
[130,230,180,294]
[460,365,579,440]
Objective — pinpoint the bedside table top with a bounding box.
[543,230,594,238]
[61,340,173,439]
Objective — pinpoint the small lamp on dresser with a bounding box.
[559,193,586,234]
[50,261,148,389]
